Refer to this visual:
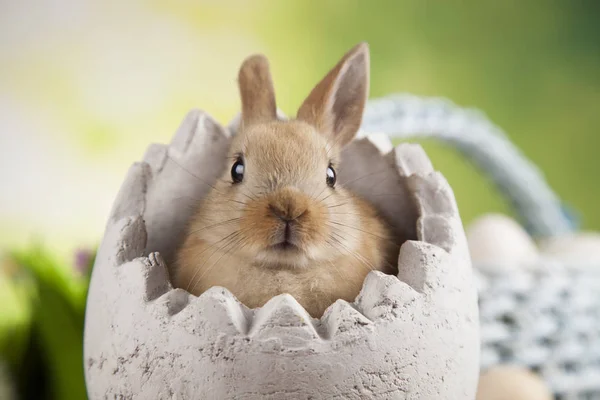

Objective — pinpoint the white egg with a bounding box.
[466,213,539,271]
[476,365,554,400]
[538,231,600,269]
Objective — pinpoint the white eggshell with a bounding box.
[538,231,600,268]
[364,132,394,154]
[466,213,539,271]
[83,110,481,399]
[476,365,554,400]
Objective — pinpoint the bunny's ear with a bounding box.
[238,54,278,128]
[297,42,370,147]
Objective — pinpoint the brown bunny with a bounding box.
[173,43,399,318]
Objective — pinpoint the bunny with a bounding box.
[172,43,401,318]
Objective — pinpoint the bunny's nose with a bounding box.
[269,204,306,222]
[268,188,308,222]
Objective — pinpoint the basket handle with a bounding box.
[361,94,576,238]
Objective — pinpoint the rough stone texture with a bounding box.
[84,110,480,399]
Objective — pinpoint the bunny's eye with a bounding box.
[231,159,244,183]
[326,165,336,187]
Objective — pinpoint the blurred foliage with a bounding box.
[1,248,92,400]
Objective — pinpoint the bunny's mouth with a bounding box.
[258,233,314,268]
[269,240,300,252]
[267,219,305,253]
[256,240,309,269]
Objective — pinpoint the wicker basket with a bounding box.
[361,95,600,399]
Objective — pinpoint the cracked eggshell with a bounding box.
[84,110,479,399]
[466,213,540,271]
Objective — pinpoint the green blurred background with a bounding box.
[1,1,598,398]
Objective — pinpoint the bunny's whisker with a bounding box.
[327,202,349,209]
[189,232,249,293]
[363,193,410,198]
[312,189,331,206]
[165,155,223,192]
[328,220,400,248]
[361,173,394,193]
[337,168,392,189]
[315,190,335,204]
[174,195,255,210]
[173,194,249,208]
[217,179,260,200]
[324,240,347,279]
[184,230,242,291]
[326,224,365,250]
[329,232,375,272]
[187,230,249,292]
[325,212,364,217]
[187,217,243,236]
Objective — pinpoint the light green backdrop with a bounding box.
[1,0,598,257]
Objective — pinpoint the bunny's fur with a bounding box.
[173,43,399,317]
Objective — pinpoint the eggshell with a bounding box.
[83,109,481,399]
[476,365,554,400]
[466,213,539,271]
[538,232,600,268]
[364,132,394,154]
